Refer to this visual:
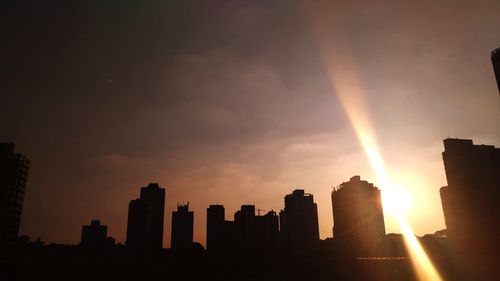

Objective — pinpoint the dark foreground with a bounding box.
[1,242,499,281]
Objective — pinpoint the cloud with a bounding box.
[1,0,498,245]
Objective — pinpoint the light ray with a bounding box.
[324,50,443,281]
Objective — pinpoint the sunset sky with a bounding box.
[1,1,499,247]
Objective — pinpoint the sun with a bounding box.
[381,185,412,216]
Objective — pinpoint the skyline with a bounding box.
[7,138,500,249]
[1,1,499,248]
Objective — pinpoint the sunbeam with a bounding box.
[324,50,444,281]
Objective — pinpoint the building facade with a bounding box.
[126,199,150,249]
[0,143,30,256]
[440,138,500,254]
[171,203,194,250]
[255,210,279,250]
[331,176,385,255]
[234,205,256,249]
[126,183,165,250]
[206,204,226,251]
[280,189,319,252]
[207,204,279,252]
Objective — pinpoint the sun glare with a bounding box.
[323,50,443,281]
[382,184,412,216]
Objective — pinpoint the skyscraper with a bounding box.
[440,138,500,254]
[331,176,386,254]
[206,204,227,252]
[126,183,165,250]
[171,203,194,250]
[491,47,500,94]
[0,143,30,256]
[234,205,256,249]
[279,189,319,252]
[139,183,165,249]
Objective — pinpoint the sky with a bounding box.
[1,1,499,247]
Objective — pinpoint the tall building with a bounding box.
[206,205,225,251]
[234,205,256,249]
[255,210,279,250]
[331,176,385,254]
[207,204,279,252]
[278,209,287,248]
[280,189,319,252]
[171,203,194,250]
[126,199,150,249]
[440,138,500,254]
[80,220,112,248]
[126,183,165,250]
[0,143,30,256]
[139,183,165,249]
[492,47,500,94]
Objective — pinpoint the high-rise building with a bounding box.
[207,204,279,252]
[171,203,194,250]
[331,176,385,254]
[255,210,279,250]
[126,183,165,250]
[80,220,108,248]
[139,183,165,249]
[206,205,225,251]
[234,205,256,249]
[279,189,319,252]
[491,47,500,94]
[440,138,500,254]
[278,209,287,248]
[0,143,30,256]
[126,199,150,249]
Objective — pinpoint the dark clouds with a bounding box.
[1,1,499,245]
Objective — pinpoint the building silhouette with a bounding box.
[206,204,238,252]
[331,176,386,255]
[440,138,500,254]
[492,47,500,94]
[0,143,30,256]
[206,204,226,251]
[126,199,150,249]
[234,205,256,249]
[171,203,194,250]
[255,210,279,250]
[80,219,114,248]
[279,189,319,252]
[207,204,279,252]
[126,183,165,250]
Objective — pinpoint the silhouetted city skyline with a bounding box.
[2,138,499,252]
[3,137,499,250]
[2,137,500,280]
[1,2,499,280]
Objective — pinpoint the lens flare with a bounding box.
[383,184,412,216]
[324,51,443,281]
